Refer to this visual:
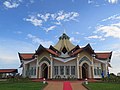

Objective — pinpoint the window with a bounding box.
[94,67,101,76]
[34,67,36,75]
[62,47,67,54]
[71,66,75,75]
[97,67,101,75]
[30,67,33,75]
[66,66,70,75]
[94,68,97,75]
[30,67,36,76]
[54,66,58,75]
[60,66,64,75]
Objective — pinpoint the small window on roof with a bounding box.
[62,47,67,54]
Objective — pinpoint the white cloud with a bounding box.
[0,53,18,63]
[3,0,22,9]
[24,16,43,26]
[27,34,53,47]
[0,38,35,70]
[88,0,119,6]
[75,32,80,35]
[54,22,61,25]
[72,32,80,35]
[107,0,118,4]
[70,37,80,43]
[96,14,120,39]
[96,25,120,38]
[88,0,94,4]
[101,14,120,22]
[30,0,34,4]
[25,11,79,32]
[44,26,56,32]
[37,13,50,22]
[87,35,105,40]
[56,11,79,22]
[14,31,22,34]
[109,51,120,75]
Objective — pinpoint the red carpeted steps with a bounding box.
[63,81,72,90]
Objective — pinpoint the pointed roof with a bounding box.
[95,52,112,61]
[70,44,94,56]
[18,53,34,61]
[54,33,75,52]
[36,44,59,56]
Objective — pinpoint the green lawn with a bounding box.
[85,82,120,90]
[0,82,46,90]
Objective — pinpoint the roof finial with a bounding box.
[63,27,66,34]
[61,23,66,34]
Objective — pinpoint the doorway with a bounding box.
[41,63,48,79]
[82,63,89,79]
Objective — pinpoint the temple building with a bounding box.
[18,33,112,79]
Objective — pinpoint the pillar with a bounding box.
[79,66,82,79]
[49,66,51,79]
[50,54,53,79]
[37,67,39,78]
[91,66,93,79]
[77,54,79,79]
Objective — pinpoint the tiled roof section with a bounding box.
[36,44,59,56]
[19,53,34,60]
[0,69,18,73]
[46,48,59,56]
[70,48,83,56]
[95,52,112,60]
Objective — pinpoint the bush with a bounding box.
[102,73,120,83]
[7,76,31,83]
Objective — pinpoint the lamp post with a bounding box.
[43,78,46,84]
[85,78,88,84]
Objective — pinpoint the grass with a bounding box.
[0,81,46,90]
[85,82,120,90]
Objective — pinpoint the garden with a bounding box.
[84,73,120,90]
[0,76,46,90]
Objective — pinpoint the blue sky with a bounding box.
[0,0,120,74]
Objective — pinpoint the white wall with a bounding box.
[53,59,77,78]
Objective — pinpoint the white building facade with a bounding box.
[18,33,112,79]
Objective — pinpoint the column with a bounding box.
[64,66,65,76]
[91,66,93,79]
[105,63,108,76]
[37,67,39,78]
[70,66,71,75]
[50,54,53,79]
[79,66,82,79]
[23,64,26,77]
[49,66,51,79]
[77,54,79,79]
[35,55,39,78]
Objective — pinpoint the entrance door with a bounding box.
[82,63,89,79]
[41,63,48,79]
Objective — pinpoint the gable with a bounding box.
[38,50,51,61]
[78,50,92,62]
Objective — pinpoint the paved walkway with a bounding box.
[43,81,63,90]
[43,81,87,90]
[71,81,87,90]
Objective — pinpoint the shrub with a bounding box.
[102,73,120,83]
[7,76,31,83]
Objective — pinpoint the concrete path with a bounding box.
[43,81,87,90]
[71,81,87,90]
[43,81,63,90]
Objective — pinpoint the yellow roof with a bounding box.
[54,33,75,52]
